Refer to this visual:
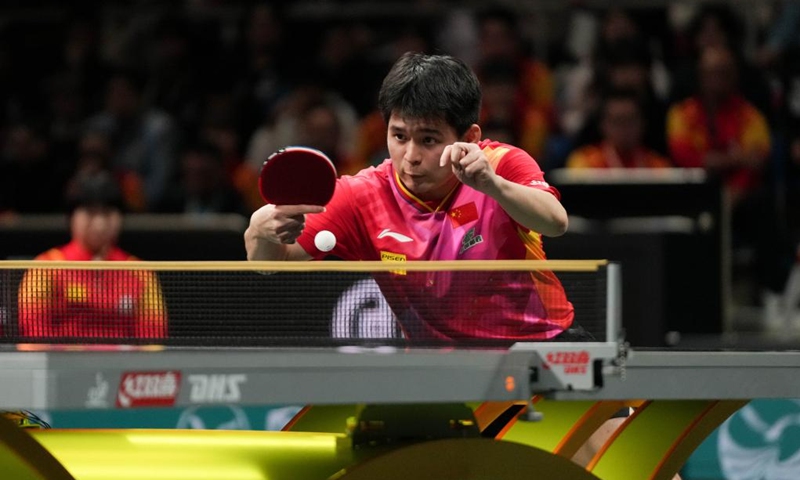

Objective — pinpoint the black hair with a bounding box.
[688,5,745,53]
[378,52,481,136]
[67,171,124,214]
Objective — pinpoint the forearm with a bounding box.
[488,179,569,237]
[244,226,291,261]
[245,204,320,262]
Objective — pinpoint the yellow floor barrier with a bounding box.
[588,399,748,480]
[329,437,601,480]
[30,429,354,480]
[1,399,748,479]
[0,415,74,480]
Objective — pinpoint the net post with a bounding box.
[606,262,622,343]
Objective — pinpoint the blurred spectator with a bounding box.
[668,45,788,312]
[567,90,671,169]
[143,14,205,129]
[17,171,166,339]
[574,39,670,155]
[353,27,434,168]
[295,100,366,176]
[243,78,358,177]
[666,45,771,204]
[353,110,389,169]
[755,1,800,70]
[230,4,289,141]
[558,8,670,141]
[474,7,555,160]
[670,5,772,118]
[315,21,386,118]
[84,69,179,211]
[0,121,66,214]
[157,141,247,216]
[67,129,151,213]
[480,60,549,160]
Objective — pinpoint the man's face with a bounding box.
[71,205,122,256]
[601,99,643,152]
[699,47,737,101]
[387,113,461,201]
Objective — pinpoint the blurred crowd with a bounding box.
[0,1,799,303]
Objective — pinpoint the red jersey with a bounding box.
[566,142,672,169]
[667,95,771,191]
[17,241,167,339]
[297,139,574,341]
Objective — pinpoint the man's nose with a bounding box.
[404,141,422,164]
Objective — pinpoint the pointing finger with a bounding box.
[440,145,452,167]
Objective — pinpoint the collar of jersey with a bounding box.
[393,170,459,213]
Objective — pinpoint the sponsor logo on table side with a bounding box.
[188,374,247,403]
[116,371,181,408]
[545,350,590,375]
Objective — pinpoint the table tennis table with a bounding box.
[1,260,798,480]
[2,342,800,480]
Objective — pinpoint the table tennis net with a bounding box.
[0,260,612,347]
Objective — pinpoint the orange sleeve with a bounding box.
[740,106,771,163]
[646,151,674,168]
[135,271,167,339]
[17,268,56,338]
[667,104,706,168]
[17,249,65,338]
[565,147,598,169]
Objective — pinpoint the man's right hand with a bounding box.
[245,204,324,262]
[248,204,326,245]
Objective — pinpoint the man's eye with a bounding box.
[423,137,438,145]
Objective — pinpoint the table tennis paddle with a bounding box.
[258,146,337,206]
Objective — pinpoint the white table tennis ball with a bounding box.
[314,230,337,252]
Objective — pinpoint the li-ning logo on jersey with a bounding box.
[377,229,413,243]
[459,227,484,254]
[528,180,550,188]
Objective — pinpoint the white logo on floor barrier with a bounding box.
[718,401,800,479]
[85,373,110,408]
[176,405,251,430]
[188,374,247,403]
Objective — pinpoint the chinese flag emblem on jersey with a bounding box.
[448,202,479,228]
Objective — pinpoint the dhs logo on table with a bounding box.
[188,374,247,403]
[116,371,181,408]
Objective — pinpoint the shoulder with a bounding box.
[108,247,137,261]
[736,97,768,123]
[566,145,603,169]
[668,97,701,117]
[34,248,66,261]
[478,139,537,169]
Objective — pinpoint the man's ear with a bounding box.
[463,124,482,143]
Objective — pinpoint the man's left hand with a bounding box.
[439,142,499,194]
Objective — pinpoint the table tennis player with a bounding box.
[17,171,166,339]
[246,52,575,342]
[245,52,684,475]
